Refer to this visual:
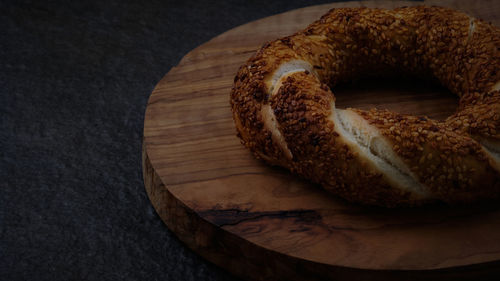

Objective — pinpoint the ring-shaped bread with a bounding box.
[230,6,500,207]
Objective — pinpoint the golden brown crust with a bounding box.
[463,20,500,94]
[449,91,500,142]
[230,6,500,207]
[352,108,500,203]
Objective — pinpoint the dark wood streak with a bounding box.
[200,203,500,234]
[198,209,322,228]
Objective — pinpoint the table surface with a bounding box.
[1,0,434,280]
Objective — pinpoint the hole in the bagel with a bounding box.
[333,76,459,121]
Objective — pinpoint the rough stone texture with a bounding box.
[0,0,424,280]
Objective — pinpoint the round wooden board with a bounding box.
[143,1,500,280]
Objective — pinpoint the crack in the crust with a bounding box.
[492,81,500,92]
[336,111,402,175]
[467,17,476,44]
[261,104,293,160]
[480,140,500,166]
[333,109,428,196]
[260,61,316,161]
[268,60,315,94]
[198,209,321,228]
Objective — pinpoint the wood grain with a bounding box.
[143,1,500,280]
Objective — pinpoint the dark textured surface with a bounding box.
[1,0,366,280]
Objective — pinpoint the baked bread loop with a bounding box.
[230,6,500,207]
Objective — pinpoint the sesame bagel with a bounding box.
[230,6,500,207]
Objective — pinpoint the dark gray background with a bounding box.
[1,0,425,280]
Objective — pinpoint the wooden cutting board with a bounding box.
[143,1,500,280]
